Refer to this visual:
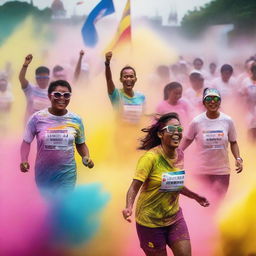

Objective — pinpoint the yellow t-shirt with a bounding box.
[134,146,184,228]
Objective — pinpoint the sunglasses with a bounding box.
[162,125,183,133]
[51,91,72,100]
[35,75,50,80]
[204,96,220,103]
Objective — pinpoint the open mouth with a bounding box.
[56,101,66,106]
[170,135,181,144]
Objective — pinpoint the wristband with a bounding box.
[23,65,28,68]
[82,156,90,165]
[236,157,243,161]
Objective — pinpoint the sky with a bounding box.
[0,0,212,23]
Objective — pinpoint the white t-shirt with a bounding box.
[210,76,237,97]
[185,112,237,175]
[239,77,256,128]
[23,83,50,120]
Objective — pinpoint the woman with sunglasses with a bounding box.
[181,88,243,198]
[20,80,94,196]
[123,112,209,256]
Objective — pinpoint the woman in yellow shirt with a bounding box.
[122,112,209,256]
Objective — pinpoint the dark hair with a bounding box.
[35,66,50,75]
[250,62,256,72]
[193,58,203,65]
[120,65,136,78]
[189,72,203,81]
[163,82,182,100]
[48,80,72,94]
[53,65,64,73]
[220,64,233,73]
[209,62,216,68]
[138,112,180,150]
[156,65,170,78]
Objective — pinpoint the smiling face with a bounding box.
[48,85,71,112]
[159,118,183,149]
[221,70,232,82]
[36,72,50,89]
[120,68,137,92]
[167,87,182,104]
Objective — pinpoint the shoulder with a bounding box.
[192,112,206,122]
[67,111,83,122]
[219,112,234,123]
[219,112,232,120]
[139,149,159,162]
[135,91,145,99]
[156,100,166,107]
[23,83,33,92]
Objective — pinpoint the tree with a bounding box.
[0,1,51,45]
[181,0,256,37]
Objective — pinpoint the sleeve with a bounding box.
[133,152,156,182]
[108,88,120,106]
[22,83,32,98]
[228,118,237,142]
[23,114,37,143]
[75,116,86,144]
[155,101,163,114]
[185,119,197,140]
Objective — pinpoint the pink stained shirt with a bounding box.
[155,98,191,127]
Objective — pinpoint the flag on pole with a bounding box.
[107,0,131,50]
[81,0,115,47]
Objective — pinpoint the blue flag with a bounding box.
[81,0,115,47]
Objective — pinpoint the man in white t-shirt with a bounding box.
[19,54,50,122]
[211,64,237,97]
[181,88,243,198]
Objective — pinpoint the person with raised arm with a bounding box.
[19,54,50,121]
[105,51,145,124]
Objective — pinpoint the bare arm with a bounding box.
[180,186,209,207]
[180,137,194,151]
[19,54,33,89]
[122,179,143,223]
[105,51,115,94]
[230,141,243,173]
[20,140,31,172]
[73,50,84,81]
[76,142,94,168]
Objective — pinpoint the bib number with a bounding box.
[203,130,224,149]
[44,130,69,150]
[122,104,143,123]
[160,170,185,192]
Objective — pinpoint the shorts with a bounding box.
[136,210,190,253]
[196,174,230,196]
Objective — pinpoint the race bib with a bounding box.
[44,129,69,150]
[203,130,224,149]
[160,170,185,192]
[122,104,143,123]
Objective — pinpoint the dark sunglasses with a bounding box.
[204,96,220,103]
[35,75,50,79]
[51,91,71,100]
[161,125,183,133]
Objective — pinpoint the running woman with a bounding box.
[20,80,94,196]
[123,112,209,256]
[181,88,243,198]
